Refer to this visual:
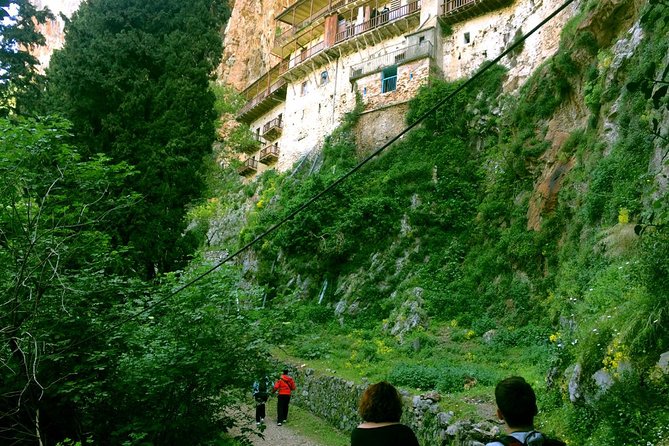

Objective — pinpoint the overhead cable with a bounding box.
[52,0,577,357]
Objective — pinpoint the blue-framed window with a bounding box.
[381,66,397,93]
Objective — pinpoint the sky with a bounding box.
[2,3,19,25]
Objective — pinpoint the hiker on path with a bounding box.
[252,376,270,426]
[350,381,419,446]
[272,369,296,426]
[486,376,566,446]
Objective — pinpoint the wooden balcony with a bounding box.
[262,116,283,141]
[335,1,420,43]
[440,0,513,24]
[237,62,289,124]
[281,1,420,81]
[237,157,258,176]
[282,41,327,80]
[273,0,415,56]
[259,143,280,164]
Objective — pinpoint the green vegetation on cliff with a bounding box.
[197,1,669,444]
[1,0,668,444]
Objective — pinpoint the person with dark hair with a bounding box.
[487,376,565,446]
[252,376,270,426]
[272,369,296,426]
[351,381,419,446]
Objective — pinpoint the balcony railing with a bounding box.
[238,78,287,118]
[350,41,434,80]
[440,0,513,22]
[262,116,283,140]
[288,41,325,69]
[237,60,290,121]
[335,1,420,44]
[275,4,331,48]
[237,157,258,176]
[259,143,280,164]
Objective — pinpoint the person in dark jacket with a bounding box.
[486,376,566,446]
[252,377,270,425]
[272,369,296,425]
[350,381,419,446]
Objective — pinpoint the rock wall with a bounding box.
[290,367,503,446]
[217,0,292,91]
[355,102,410,153]
[29,0,81,70]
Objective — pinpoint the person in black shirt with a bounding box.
[350,381,419,446]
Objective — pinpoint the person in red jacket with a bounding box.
[272,369,296,425]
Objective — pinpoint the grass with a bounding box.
[279,405,350,446]
[273,321,555,424]
[222,399,349,446]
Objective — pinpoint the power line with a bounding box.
[51,0,577,357]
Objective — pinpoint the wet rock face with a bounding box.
[383,287,428,342]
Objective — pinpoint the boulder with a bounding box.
[568,363,582,402]
[659,351,669,373]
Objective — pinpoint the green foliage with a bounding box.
[212,82,247,115]
[0,116,141,443]
[388,362,498,393]
[491,326,552,349]
[226,122,262,153]
[103,264,267,445]
[45,0,229,278]
[388,363,440,389]
[563,371,669,446]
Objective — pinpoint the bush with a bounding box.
[436,364,498,393]
[492,326,551,349]
[388,364,440,390]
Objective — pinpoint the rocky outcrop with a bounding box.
[527,8,648,231]
[29,0,81,69]
[217,0,291,91]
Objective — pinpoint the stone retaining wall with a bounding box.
[288,367,502,446]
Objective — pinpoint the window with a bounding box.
[419,36,425,44]
[301,81,308,96]
[381,66,397,93]
[464,32,471,44]
[320,70,329,85]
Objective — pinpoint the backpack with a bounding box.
[498,431,566,446]
[253,378,270,403]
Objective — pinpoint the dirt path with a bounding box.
[246,420,324,446]
[230,402,330,446]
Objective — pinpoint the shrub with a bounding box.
[388,364,440,390]
[436,364,499,393]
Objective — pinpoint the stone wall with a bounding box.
[289,367,503,446]
[355,102,410,153]
[356,57,431,111]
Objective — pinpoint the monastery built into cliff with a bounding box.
[231,0,573,177]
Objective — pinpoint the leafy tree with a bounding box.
[100,264,267,445]
[0,115,140,443]
[0,0,53,116]
[46,0,229,279]
[0,115,267,444]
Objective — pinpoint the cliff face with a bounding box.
[217,0,291,91]
[29,0,81,69]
